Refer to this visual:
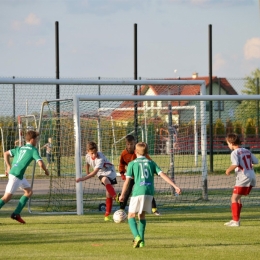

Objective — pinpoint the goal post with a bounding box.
[73,78,207,215]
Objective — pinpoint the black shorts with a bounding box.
[98,175,117,186]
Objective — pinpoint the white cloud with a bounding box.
[11,20,22,30]
[24,13,41,25]
[244,38,260,60]
[213,53,226,71]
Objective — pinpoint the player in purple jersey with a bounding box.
[224,133,258,227]
[0,131,49,224]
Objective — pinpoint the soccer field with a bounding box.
[0,203,260,260]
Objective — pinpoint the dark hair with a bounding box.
[125,134,135,142]
[226,133,241,145]
[87,141,98,151]
[25,131,39,142]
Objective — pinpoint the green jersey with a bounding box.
[126,156,162,196]
[9,143,42,180]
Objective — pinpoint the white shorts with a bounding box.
[128,195,153,214]
[5,174,31,194]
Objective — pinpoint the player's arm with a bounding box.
[37,160,49,176]
[4,151,11,175]
[76,167,99,182]
[225,165,237,175]
[40,143,47,149]
[159,172,181,194]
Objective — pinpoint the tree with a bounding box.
[236,68,260,124]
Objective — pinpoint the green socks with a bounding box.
[128,217,139,238]
[14,195,29,214]
[139,219,146,242]
[0,199,5,208]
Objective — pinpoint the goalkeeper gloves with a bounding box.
[120,173,126,181]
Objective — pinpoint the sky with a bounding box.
[1,0,260,79]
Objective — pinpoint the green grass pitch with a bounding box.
[0,204,260,260]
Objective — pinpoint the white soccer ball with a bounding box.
[113,210,127,223]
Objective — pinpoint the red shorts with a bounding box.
[233,186,253,195]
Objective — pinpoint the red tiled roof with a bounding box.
[110,76,238,121]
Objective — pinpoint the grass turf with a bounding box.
[0,205,260,260]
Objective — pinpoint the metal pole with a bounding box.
[55,21,61,177]
[168,86,175,195]
[98,76,102,151]
[134,23,138,142]
[208,24,213,173]
[257,78,259,136]
[12,76,16,127]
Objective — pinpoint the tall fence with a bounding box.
[0,77,260,214]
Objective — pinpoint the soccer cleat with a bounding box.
[224,220,240,227]
[11,213,26,224]
[133,236,142,248]
[104,216,112,222]
[152,208,161,216]
[153,210,161,216]
[115,193,121,203]
[139,241,145,248]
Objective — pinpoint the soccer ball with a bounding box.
[113,210,127,223]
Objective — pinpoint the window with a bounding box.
[206,101,224,111]
[214,101,224,111]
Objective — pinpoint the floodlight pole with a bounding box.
[55,21,61,177]
[134,23,139,142]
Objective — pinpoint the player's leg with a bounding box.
[151,197,160,216]
[224,187,244,227]
[46,154,51,169]
[120,178,135,210]
[0,192,13,208]
[100,176,117,221]
[101,176,117,199]
[11,178,32,224]
[128,196,142,248]
[138,195,152,247]
[138,211,146,248]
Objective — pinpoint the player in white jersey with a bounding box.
[224,133,258,227]
[76,141,118,221]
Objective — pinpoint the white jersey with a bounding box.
[85,151,117,179]
[231,148,258,187]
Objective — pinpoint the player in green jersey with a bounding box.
[119,142,181,248]
[0,130,49,224]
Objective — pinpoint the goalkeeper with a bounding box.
[76,141,118,221]
[118,135,160,215]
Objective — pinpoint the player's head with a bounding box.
[25,131,39,146]
[125,134,136,153]
[226,133,241,149]
[48,137,52,143]
[87,141,98,159]
[135,142,148,156]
